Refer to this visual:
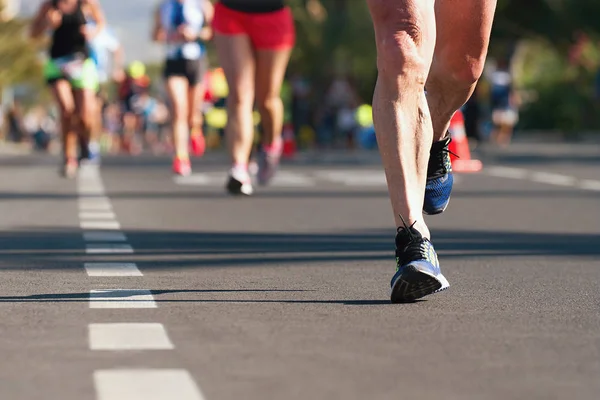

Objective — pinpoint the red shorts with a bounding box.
[213,2,295,50]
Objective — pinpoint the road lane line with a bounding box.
[89,289,156,309]
[80,221,121,230]
[79,202,113,211]
[270,172,314,187]
[86,244,134,254]
[78,186,106,195]
[174,174,213,185]
[316,170,388,186]
[530,171,577,186]
[79,211,116,220]
[486,166,600,193]
[83,232,127,242]
[89,323,173,350]
[85,263,142,277]
[485,166,529,180]
[94,369,204,400]
[578,179,600,192]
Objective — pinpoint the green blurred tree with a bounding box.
[0,10,44,91]
[283,0,600,131]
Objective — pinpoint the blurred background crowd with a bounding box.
[2,0,600,155]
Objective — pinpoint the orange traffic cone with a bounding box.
[448,109,482,173]
[281,123,297,159]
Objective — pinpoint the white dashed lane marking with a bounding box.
[579,179,600,191]
[89,289,157,309]
[80,221,122,230]
[85,244,134,254]
[79,211,117,220]
[79,199,113,211]
[94,370,205,400]
[175,170,391,187]
[485,166,600,192]
[529,171,577,186]
[84,263,143,277]
[485,166,528,180]
[79,165,205,399]
[89,323,174,350]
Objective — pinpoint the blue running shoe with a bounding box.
[390,218,449,303]
[424,136,454,215]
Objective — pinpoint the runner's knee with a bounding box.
[257,94,281,116]
[369,0,431,88]
[434,45,487,87]
[59,105,75,123]
[227,90,254,112]
[172,101,188,123]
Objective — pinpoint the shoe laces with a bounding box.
[428,136,458,178]
[395,215,433,268]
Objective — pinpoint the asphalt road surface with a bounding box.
[0,142,598,400]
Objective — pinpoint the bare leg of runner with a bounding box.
[214,34,256,167]
[255,49,291,146]
[51,80,78,176]
[254,48,292,185]
[74,88,96,160]
[367,0,437,237]
[166,76,191,175]
[188,80,206,156]
[426,0,497,142]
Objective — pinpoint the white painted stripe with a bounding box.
[174,174,212,185]
[271,172,314,187]
[89,323,173,350]
[316,171,387,186]
[530,171,577,186]
[80,221,121,230]
[79,211,116,220]
[485,166,528,180]
[578,179,600,192]
[83,232,127,242]
[94,369,204,400]
[79,202,112,211]
[341,176,387,186]
[89,289,156,309]
[86,244,134,254]
[85,263,142,277]
[78,172,100,179]
[77,176,101,182]
[78,186,105,195]
[79,186,102,191]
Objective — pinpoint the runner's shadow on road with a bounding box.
[0,228,599,271]
[0,190,392,201]
[0,289,405,306]
[0,288,312,303]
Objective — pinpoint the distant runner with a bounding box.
[30,0,104,177]
[85,5,124,161]
[117,61,152,155]
[153,0,214,176]
[213,0,295,195]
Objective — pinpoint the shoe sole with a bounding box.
[390,265,449,303]
[423,197,450,216]
[226,177,253,196]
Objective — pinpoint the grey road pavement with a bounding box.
[0,142,598,400]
